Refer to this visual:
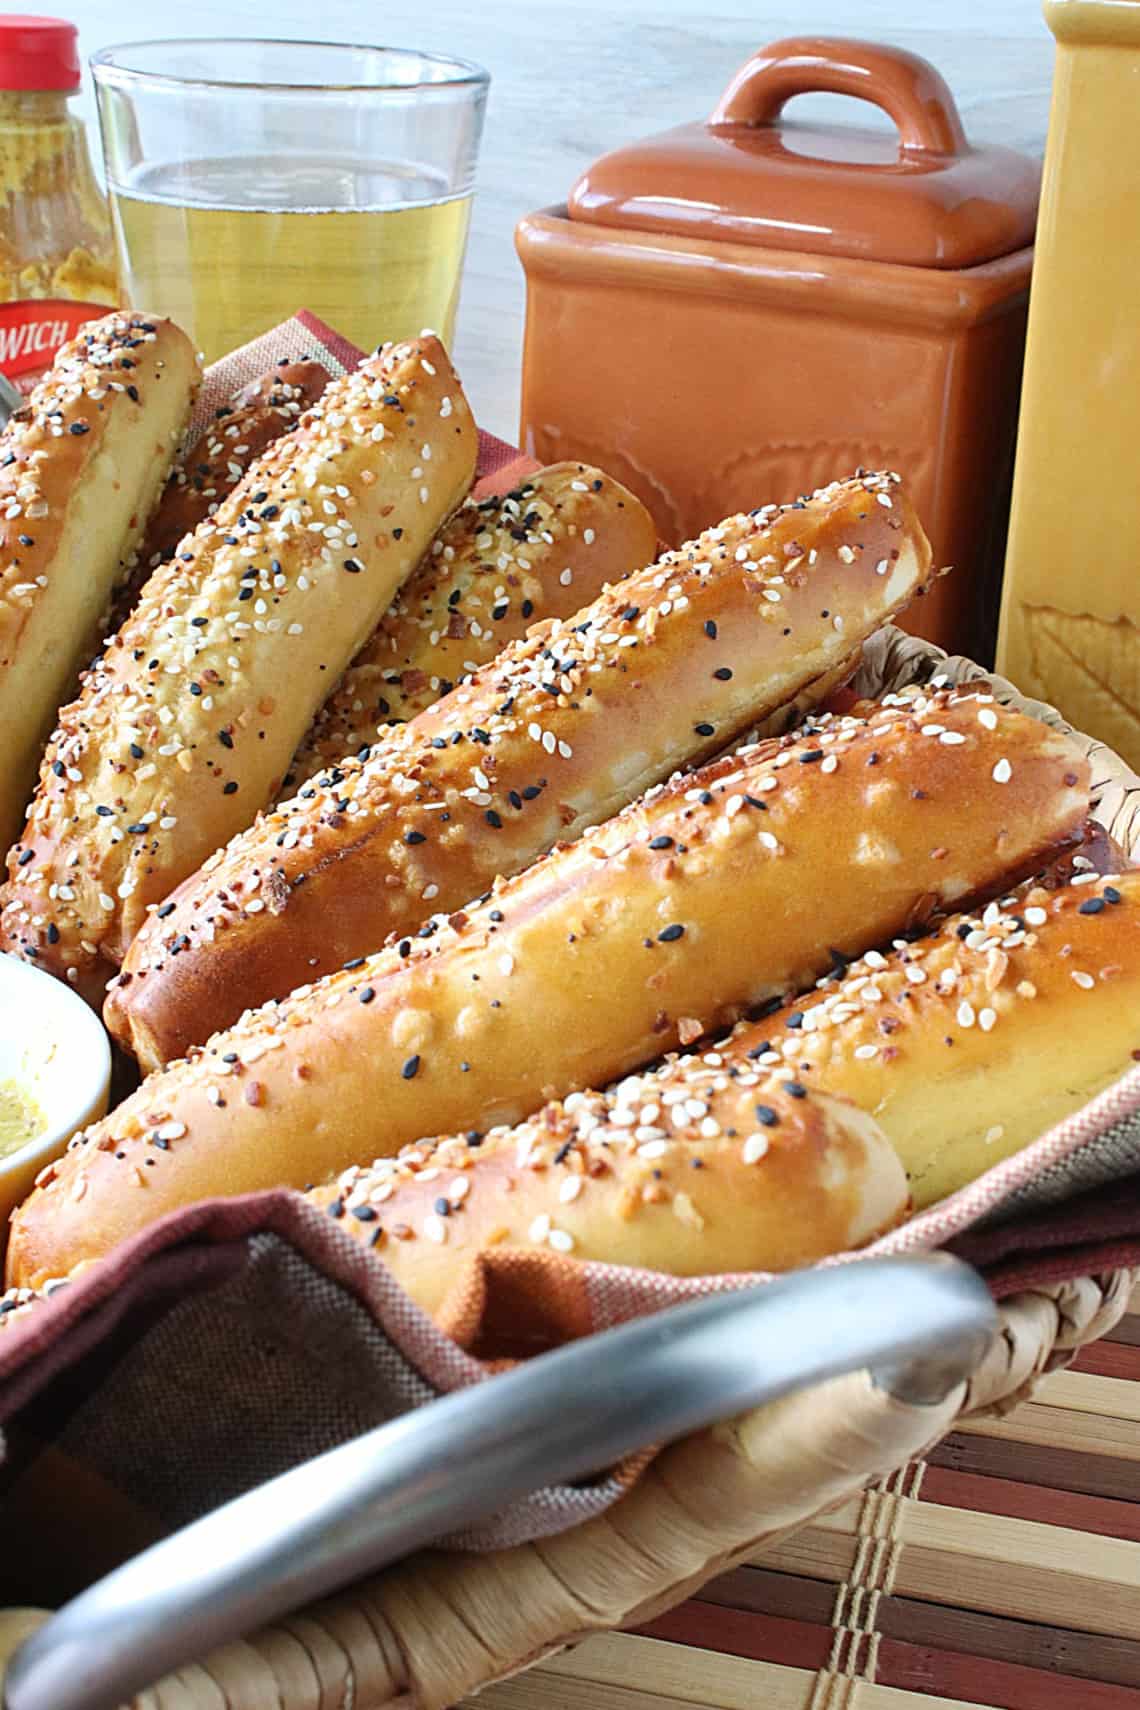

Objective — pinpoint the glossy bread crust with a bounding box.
[0,312,199,850]
[309,1062,908,1322]
[0,337,477,999]
[7,685,1089,1290]
[741,867,1140,1208]
[128,360,331,591]
[106,472,933,1068]
[285,461,659,781]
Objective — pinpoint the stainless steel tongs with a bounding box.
[2,1254,995,1710]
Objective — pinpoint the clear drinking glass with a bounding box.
[90,38,489,363]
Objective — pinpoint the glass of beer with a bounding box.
[90,38,489,362]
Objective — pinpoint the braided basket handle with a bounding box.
[2,1256,992,1710]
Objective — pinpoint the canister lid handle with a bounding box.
[710,36,968,158]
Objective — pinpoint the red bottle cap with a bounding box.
[0,15,80,92]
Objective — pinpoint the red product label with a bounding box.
[0,298,114,393]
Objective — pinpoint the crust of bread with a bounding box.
[309,1067,907,1321]
[0,313,199,849]
[126,360,330,595]
[105,472,933,1067]
[739,868,1140,1208]
[6,685,1089,1290]
[0,337,477,998]
[285,461,659,783]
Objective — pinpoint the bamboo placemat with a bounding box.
[467,1282,1140,1710]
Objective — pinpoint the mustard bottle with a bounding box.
[0,13,117,394]
[997,0,1140,769]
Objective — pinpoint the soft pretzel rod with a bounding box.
[7,685,1088,1290]
[1,337,477,1001]
[0,312,199,849]
[123,359,331,600]
[284,461,658,783]
[745,866,1140,1208]
[106,471,933,1068]
[311,1067,909,1321]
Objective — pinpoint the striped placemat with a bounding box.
[467,1281,1140,1710]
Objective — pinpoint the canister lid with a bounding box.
[568,38,1039,269]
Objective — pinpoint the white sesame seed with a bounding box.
[992,758,1012,784]
[559,1176,582,1203]
[498,953,515,977]
[939,730,967,746]
[978,706,998,730]
[548,1229,575,1253]
[583,528,595,545]
[978,1007,997,1031]
[837,544,856,564]
[956,1001,976,1028]
[854,1043,878,1060]
[758,831,781,852]
[559,568,573,586]
[1024,906,1047,926]
[542,730,557,754]
[424,1215,448,1245]
[528,1213,552,1243]
[1071,970,1095,990]
[156,1121,186,1141]
[820,754,838,774]
[638,1139,668,1159]
[742,1134,770,1164]
[449,1176,470,1203]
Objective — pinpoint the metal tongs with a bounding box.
[2,1254,995,1710]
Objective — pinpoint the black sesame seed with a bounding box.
[51,760,64,777]
[1078,897,1106,915]
[522,784,541,800]
[622,605,640,622]
[126,384,139,402]
[223,781,238,795]
[222,1052,239,1064]
[401,1055,420,1080]
[694,723,716,737]
[754,1105,779,1126]
[657,923,685,942]
[489,909,504,922]
[746,1043,770,1060]
[405,829,426,845]
[508,790,522,810]
[344,957,365,970]
[358,986,375,1004]
[704,620,718,639]
[16,847,33,866]
[785,1012,804,1030]
[649,835,674,850]
[46,922,59,944]
[393,527,403,540]
[68,420,90,435]
[351,1204,377,1222]
[129,743,144,760]
[188,682,202,696]
[799,749,824,764]
[698,790,713,806]
[95,804,113,817]
[485,810,502,829]
[783,1081,807,1098]
[157,902,176,919]
[521,599,534,618]
[17,534,33,547]
[744,795,768,811]
[398,939,411,957]
[1105,885,1123,904]
[956,923,972,940]
[343,558,363,574]
[327,1198,345,1219]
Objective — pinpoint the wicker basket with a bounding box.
[2,638,1137,1710]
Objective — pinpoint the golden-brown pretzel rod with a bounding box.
[105,471,933,1069]
[0,336,477,1000]
[0,312,199,849]
[7,684,1088,1290]
[283,462,658,784]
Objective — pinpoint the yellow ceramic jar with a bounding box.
[997,1,1140,768]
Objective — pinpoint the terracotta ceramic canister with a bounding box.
[997,1,1140,771]
[516,37,1040,657]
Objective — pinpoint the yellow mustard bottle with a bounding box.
[997,1,1140,769]
[0,13,117,394]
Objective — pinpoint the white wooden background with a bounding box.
[65,1,1056,438]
